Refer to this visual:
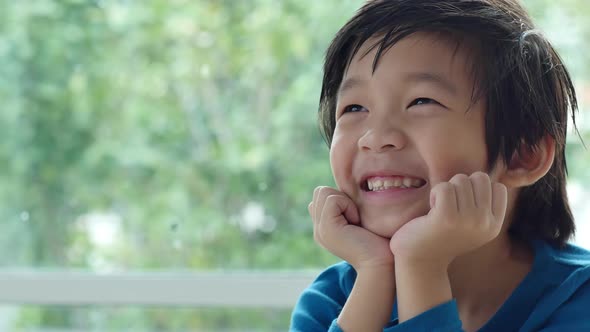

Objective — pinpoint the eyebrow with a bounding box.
[338,77,365,97]
[404,72,458,96]
[338,71,458,97]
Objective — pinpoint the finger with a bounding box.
[320,188,360,224]
[311,187,322,220]
[321,194,360,226]
[314,186,332,224]
[431,182,457,215]
[318,195,346,246]
[310,201,322,245]
[491,182,508,222]
[312,186,320,203]
[315,186,338,224]
[312,187,330,244]
[449,174,475,212]
[311,187,320,222]
[310,189,320,242]
[341,196,360,225]
[470,172,492,209]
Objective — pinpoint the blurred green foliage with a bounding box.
[0,0,588,330]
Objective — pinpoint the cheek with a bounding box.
[428,153,487,183]
[329,132,355,192]
[418,124,488,182]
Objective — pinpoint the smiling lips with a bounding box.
[364,176,426,191]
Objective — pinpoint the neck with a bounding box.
[447,233,534,316]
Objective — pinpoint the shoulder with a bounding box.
[547,241,590,267]
[296,261,357,304]
[290,261,356,330]
[532,264,590,330]
[535,240,590,294]
[313,261,357,291]
[520,241,590,330]
[538,241,590,284]
[543,241,590,304]
[532,240,590,277]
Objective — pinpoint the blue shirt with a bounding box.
[290,240,590,331]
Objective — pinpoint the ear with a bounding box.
[499,135,555,188]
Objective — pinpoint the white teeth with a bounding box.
[384,179,394,188]
[366,176,424,191]
[402,178,412,187]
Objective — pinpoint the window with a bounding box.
[0,1,588,330]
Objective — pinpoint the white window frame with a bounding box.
[0,270,319,308]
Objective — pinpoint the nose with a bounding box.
[358,122,407,153]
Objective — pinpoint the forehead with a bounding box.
[342,32,478,93]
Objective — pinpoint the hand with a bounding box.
[389,172,508,268]
[309,186,394,270]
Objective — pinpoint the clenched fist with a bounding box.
[389,172,508,268]
[309,186,394,270]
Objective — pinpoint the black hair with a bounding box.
[319,0,580,247]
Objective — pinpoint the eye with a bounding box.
[341,104,367,114]
[408,98,441,108]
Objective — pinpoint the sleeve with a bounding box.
[383,300,463,332]
[536,277,590,331]
[289,262,463,332]
[289,262,353,332]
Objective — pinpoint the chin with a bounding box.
[361,217,406,239]
[360,210,425,239]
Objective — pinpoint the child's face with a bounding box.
[330,32,498,238]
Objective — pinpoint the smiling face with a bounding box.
[330,32,495,238]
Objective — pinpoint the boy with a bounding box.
[290,0,590,331]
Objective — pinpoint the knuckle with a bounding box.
[326,194,345,206]
[471,171,489,181]
[451,173,469,183]
[323,195,336,208]
[315,186,325,194]
[320,186,335,193]
[325,194,337,202]
[493,182,507,192]
[441,182,456,194]
[436,181,454,192]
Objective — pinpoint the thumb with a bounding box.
[339,196,361,226]
[430,188,437,209]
